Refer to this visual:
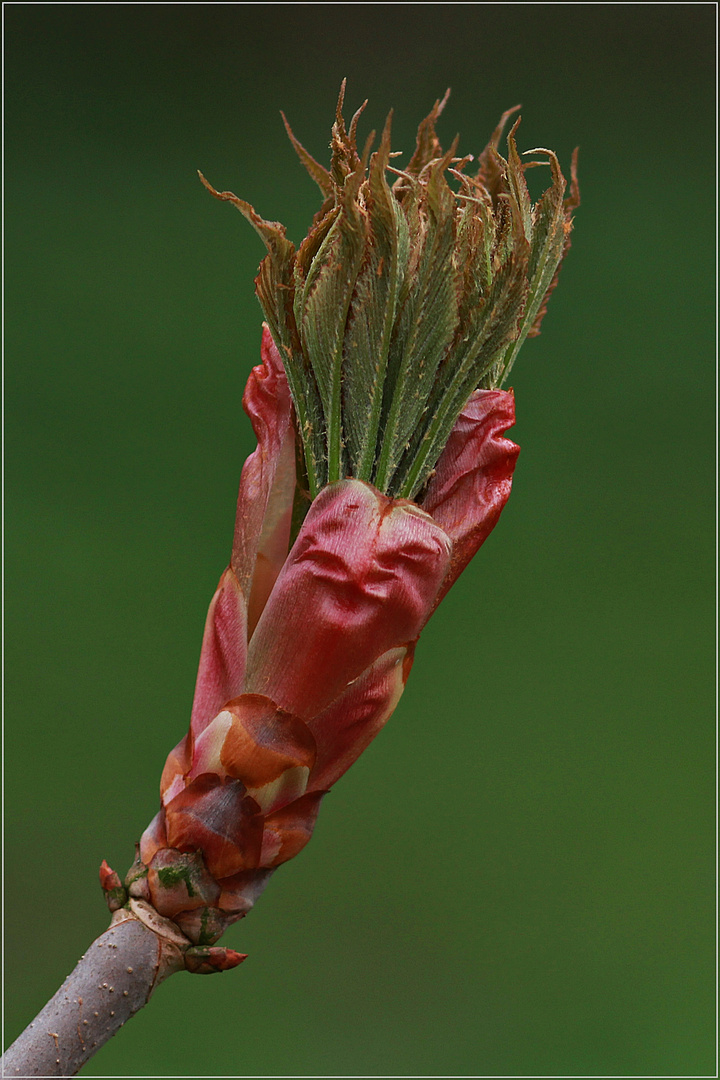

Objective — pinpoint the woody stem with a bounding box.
[1,901,189,1078]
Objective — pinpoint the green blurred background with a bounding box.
[5,5,715,1077]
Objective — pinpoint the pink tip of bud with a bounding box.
[184,945,248,974]
[99,859,127,912]
[99,860,122,893]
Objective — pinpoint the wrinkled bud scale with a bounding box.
[123,89,577,955]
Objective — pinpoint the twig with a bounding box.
[1,900,189,1077]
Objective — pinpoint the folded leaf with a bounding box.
[307,644,414,791]
[244,479,451,718]
[190,567,248,740]
[421,388,519,601]
[190,328,297,737]
[234,326,297,635]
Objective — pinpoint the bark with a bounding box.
[1,900,189,1078]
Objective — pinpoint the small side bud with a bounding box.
[184,946,248,975]
[99,860,127,912]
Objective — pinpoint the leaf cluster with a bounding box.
[200,85,578,500]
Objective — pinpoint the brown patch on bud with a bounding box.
[259,789,327,868]
[164,774,265,879]
[160,732,193,802]
[220,694,316,788]
[139,808,169,866]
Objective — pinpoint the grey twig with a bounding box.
[1,900,189,1078]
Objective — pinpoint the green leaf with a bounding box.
[342,116,410,480]
[373,151,460,493]
[394,243,529,499]
[389,147,530,499]
[294,167,367,485]
[490,145,567,386]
